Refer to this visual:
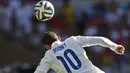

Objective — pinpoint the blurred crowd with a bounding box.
[0,0,130,73]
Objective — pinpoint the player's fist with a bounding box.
[114,45,125,55]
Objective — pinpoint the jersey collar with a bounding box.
[51,40,62,48]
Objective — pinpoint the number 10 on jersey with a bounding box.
[56,49,82,73]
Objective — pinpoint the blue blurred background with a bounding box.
[0,0,130,73]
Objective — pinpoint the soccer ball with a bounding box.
[34,1,54,21]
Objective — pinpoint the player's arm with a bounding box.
[34,53,51,73]
[74,36,125,55]
[34,58,50,73]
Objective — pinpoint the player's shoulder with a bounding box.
[41,50,54,61]
[43,50,53,58]
[45,49,58,57]
[63,36,80,47]
[45,50,53,56]
[65,36,81,43]
[65,36,77,42]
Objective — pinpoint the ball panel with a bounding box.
[44,14,52,17]
[34,10,40,20]
[44,10,53,14]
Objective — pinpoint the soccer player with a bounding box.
[34,31,125,73]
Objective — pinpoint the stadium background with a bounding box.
[0,0,130,73]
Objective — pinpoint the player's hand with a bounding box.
[114,45,125,55]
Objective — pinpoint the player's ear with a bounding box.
[57,35,61,41]
[44,45,51,50]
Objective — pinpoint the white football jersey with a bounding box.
[34,36,118,73]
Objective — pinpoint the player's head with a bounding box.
[41,31,60,49]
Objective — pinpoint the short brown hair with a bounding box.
[41,31,58,45]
